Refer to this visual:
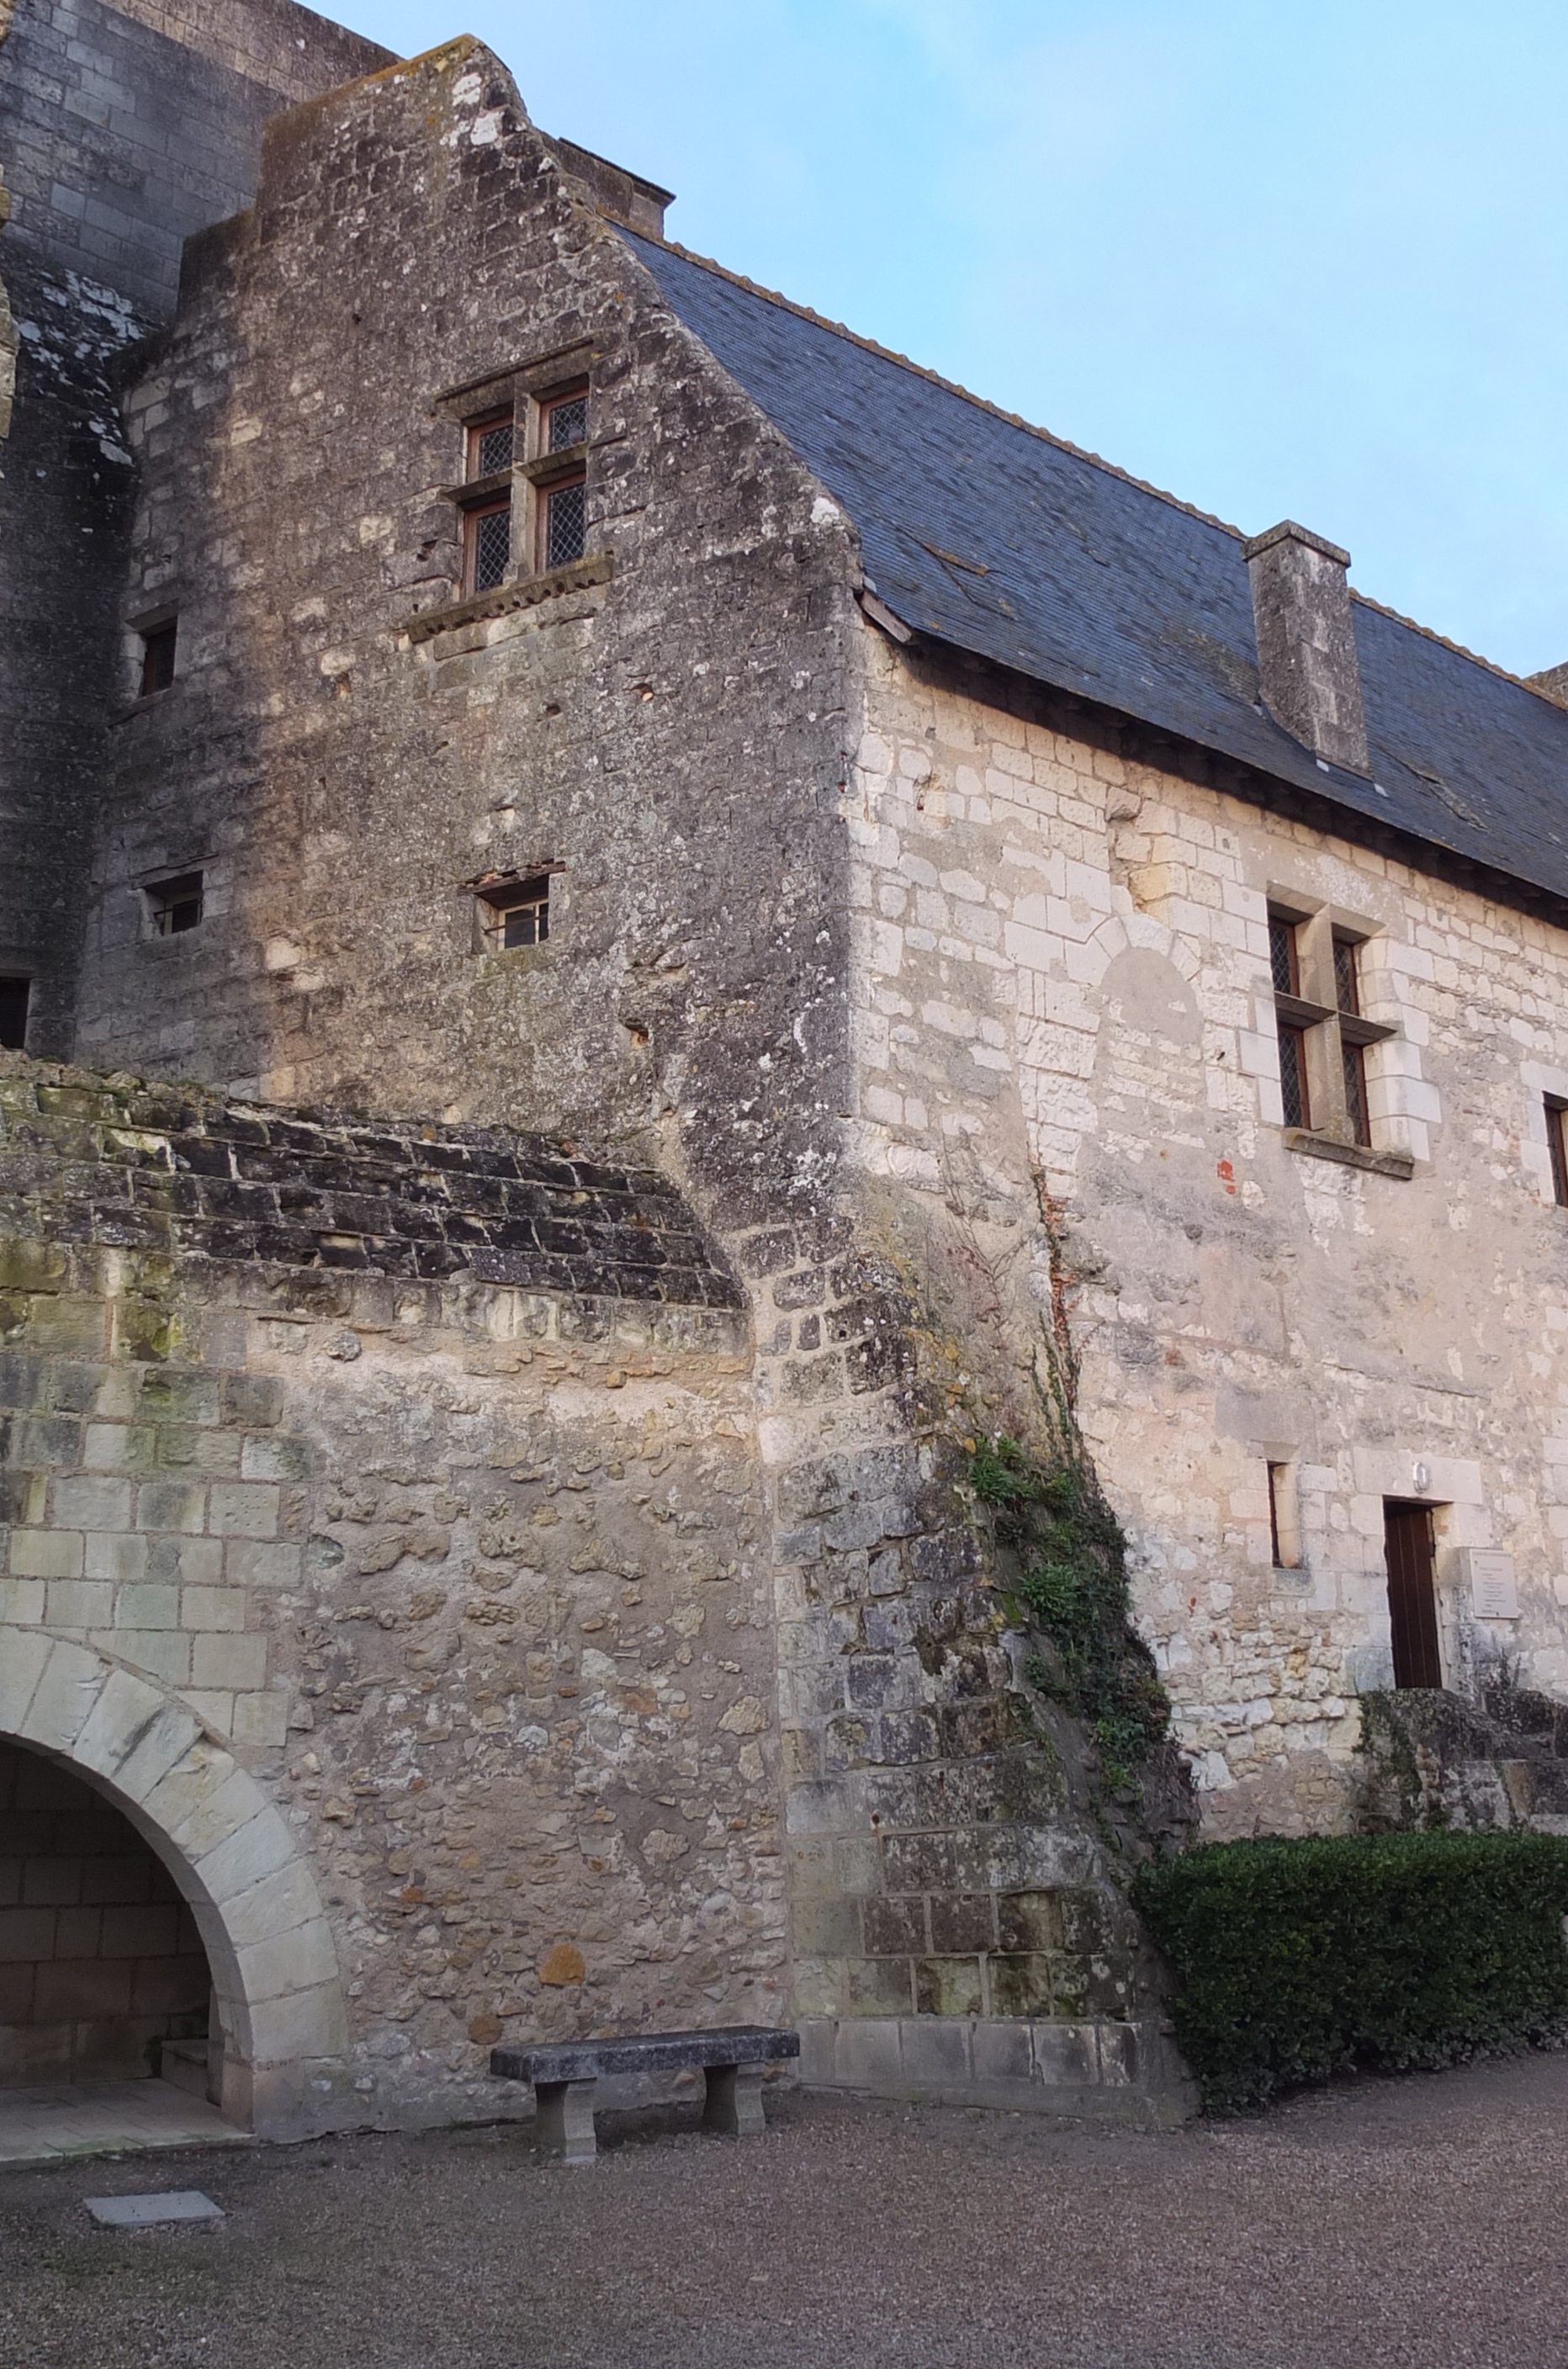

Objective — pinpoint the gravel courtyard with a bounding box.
[3,2052,1566,2369]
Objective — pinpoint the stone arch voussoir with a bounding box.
[0,1628,346,2137]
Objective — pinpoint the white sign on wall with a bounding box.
[1465,1550,1520,1620]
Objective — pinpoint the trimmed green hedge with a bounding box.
[1134,1831,1568,2113]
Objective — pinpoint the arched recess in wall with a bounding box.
[0,1629,346,2137]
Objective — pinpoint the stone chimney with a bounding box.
[1242,521,1370,776]
[1528,662,1568,709]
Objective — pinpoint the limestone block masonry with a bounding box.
[846,632,1568,1836]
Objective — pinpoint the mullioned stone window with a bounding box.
[1267,896,1403,1173]
[444,354,593,605]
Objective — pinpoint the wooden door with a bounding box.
[1384,1501,1443,1689]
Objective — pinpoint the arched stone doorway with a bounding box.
[0,1630,347,2137]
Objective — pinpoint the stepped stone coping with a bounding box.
[0,1058,742,1308]
[490,2025,799,2161]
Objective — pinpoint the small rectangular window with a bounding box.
[479,873,551,950]
[467,409,514,480]
[0,976,29,1051]
[1549,1098,1568,1208]
[140,621,177,697]
[147,872,203,937]
[465,498,512,596]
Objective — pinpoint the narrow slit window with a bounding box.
[1268,1463,1301,1569]
[1549,1098,1568,1208]
[465,498,512,596]
[479,873,551,950]
[0,976,29,1051]
[147,872,204,937]
[139,621,177,697]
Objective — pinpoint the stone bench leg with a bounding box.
[533,2078,597,2164]
[702,2062,765,2138]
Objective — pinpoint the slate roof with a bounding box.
[623,232,1568,918]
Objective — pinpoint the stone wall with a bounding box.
[0,1740,209,2083]
[845,627,1568,1837]
[0,0,389,1055]
[40,47,1195,2117]
[1,0,389,310]
[0,1055,794,2128]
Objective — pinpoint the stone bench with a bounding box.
[490,2025,800,2163]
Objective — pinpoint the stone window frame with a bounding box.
[1263,890,1411,1178]
[1520,1061,1568,1210]
[124,603,180,708]
[462,864,564,958]
[435,342,596,605]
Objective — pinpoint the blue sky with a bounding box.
[338,0,1568,678]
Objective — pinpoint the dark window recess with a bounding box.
[1384,1501,1443,1689]
[466,500,511,595]
[545,477,586,569]
[467,410,514,479]
[545,391,588,452]
[481,874,551,949]
[1342,1040,1370,1146]
[139,622,177,697]
[1549,1100,1568,1209]
[1269,914,1300,999]
[147,872,203,936]
[1278,1026,1309,1130]
[1332,934,1360,1016]
[1267,1465,1285,1568]
[0,976,29,1051]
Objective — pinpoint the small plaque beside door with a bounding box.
[1464,1550,1520,1619]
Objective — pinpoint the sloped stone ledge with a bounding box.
[0,1056,741,1308]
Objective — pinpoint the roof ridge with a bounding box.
[628,230,1245,544]
[626,230,1562,713]
[1348,587,1555,703]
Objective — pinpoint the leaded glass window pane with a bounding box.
[1279,1027,1308,1130]
[471,503,511,591]
[547,480,586,568]
[477,420,514,476]
[1333,935,1360,1014]
[548,395,587,452]
[1269,916,1299,998]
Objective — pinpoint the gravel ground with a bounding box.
[3,2052,1566,2368]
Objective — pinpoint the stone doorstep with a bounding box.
[797,2017,1199,2128]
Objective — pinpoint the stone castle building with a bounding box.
[3,0,1568,2139]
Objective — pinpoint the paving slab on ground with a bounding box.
[3,2051,1567,2367]
[0,2080,246,2166]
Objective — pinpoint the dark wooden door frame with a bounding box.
[1383,1498,1444,1689]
